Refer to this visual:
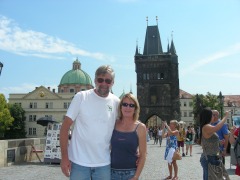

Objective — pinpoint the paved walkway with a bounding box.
[0,139,239,180]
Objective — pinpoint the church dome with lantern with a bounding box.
[58,59,94,93]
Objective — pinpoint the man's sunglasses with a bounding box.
[97,78,112,84]
[121,102,135,108]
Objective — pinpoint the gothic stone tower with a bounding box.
[135,24,180,123]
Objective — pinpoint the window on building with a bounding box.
[143,74,146,80]
[160,73,164,79]
[46,102,53,109]
[70,89,75,93]
[33,128,36,135]
[30,102,37,108]
[184,112,187,117]
[29,115,33,122]
[29,128,32,135]
[147,74,149,80]
[184,102,187,107]
[34,102,37,108]
[189,112,193,117]
[227,118,230,124]
[64,102,71,109]
[33,115,37,121]
[15,103,22,107]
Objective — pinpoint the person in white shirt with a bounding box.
[158,127,163,147]
[60,65,120,180]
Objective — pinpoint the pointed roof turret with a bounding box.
[170,39,176,55]
[143,25,163,55]
[167,40,170,53]
[135,40,139,56]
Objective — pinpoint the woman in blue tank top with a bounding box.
[111,93,147,180]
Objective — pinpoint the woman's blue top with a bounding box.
[111,124,139,169]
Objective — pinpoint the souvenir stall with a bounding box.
[44,123,62,164]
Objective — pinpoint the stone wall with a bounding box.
[0,138,45,167]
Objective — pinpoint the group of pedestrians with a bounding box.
[199,108,230,179]
[59,64,235,180]
[149,126,163,146]
[177,124,195,157]
[200,108,240,178]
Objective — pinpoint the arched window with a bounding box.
[160,73,164,79]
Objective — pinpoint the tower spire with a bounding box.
[146,16,148,26]
[170,31,176,55]
[156,16,158,26]
[167,38,170,53]
[135,39,139,55]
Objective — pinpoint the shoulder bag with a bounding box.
[203,145,230,180]
[172,149,182,161]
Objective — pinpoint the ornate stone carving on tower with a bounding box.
[135,22,180,123]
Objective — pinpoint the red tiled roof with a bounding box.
[224,95,240,107]
[179,89,193,99]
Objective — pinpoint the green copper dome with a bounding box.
[59,59,93,86]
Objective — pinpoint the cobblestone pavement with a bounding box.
[0,139,239,180]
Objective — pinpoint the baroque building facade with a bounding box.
[8,59,93,137]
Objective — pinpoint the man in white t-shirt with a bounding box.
[60,65,120,180]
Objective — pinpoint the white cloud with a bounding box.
[0,15,114,61]
[181,43,240,76]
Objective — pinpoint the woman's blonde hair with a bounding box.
[170,120,179,130]
[118,93,140,122]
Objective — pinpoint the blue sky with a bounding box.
[0,0,240,100]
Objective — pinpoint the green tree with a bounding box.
[4,103,27,139]
[193,92,222,126]
[0,94,14,138]
[203,92,220,112]
[193,94,205,126]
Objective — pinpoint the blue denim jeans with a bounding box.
[70,162,110,180]
[111,168,136,180]
[200,154,221,180]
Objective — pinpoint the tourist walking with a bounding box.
[158,127,163,147]
[185,126,193,156]
[177,124,186,157]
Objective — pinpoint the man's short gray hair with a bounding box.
[95,65,115,80]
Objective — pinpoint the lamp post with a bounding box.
[0,62,3,76]
[218,91,224,119]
